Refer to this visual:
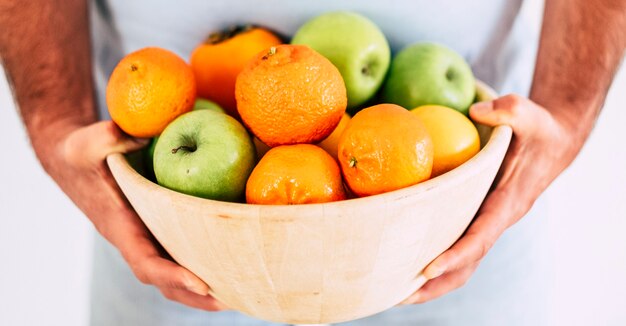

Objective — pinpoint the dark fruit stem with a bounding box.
[205,25,254,45]
[171,145,196,154]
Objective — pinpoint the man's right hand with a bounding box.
[47,120,227,311]
[2,0,227,310]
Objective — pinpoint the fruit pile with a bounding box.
[106,12,481,205]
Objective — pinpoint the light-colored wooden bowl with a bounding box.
[107,81,511,324]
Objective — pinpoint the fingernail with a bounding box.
[400,292,419,305]
[470,101,492,115]
[188,287,207,296]
[186,284,209,296]
[425,266,445,280]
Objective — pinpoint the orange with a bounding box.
[107,47,196,138]
[338,104,433,197]
[236,44,347,147]
[190,26,282,117]
[412,105,480,177]
[246,144,347,205]
[318,113,351,161]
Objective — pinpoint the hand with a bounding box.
[402,94,581,304]
[44,121,227,311]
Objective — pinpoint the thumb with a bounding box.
[94,121,151,156]
[469,94,527,129]
[63,121,150,165]
[470,94,552,140]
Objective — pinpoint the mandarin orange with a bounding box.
[236,45,347,147]
[246,144,346,205]
[338,104,434,197]
[106,47,196,138]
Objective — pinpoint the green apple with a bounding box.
[382,43,476,115]
[153,110,256,202]
[193,98,225,113]
[291,11,390,111]
[145,98,226,178]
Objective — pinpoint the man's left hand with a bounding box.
[402,94,581,304]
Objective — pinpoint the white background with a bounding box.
[1,4,625,326]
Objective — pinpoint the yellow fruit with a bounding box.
[318,113,351,161]
[411,105,480,177]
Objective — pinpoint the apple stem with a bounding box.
[171,145,196,154]
[361,66,370,76]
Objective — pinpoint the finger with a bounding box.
[421,226,496,280]
[63,120,149,165]
[421,190,513,278]
[470,94,539,134]
[160,288,229,311]
[66,123,207,297]
[470,94,522,127]
[422,177,530,280]
[91,120,150,156]
[95,196,211,297]
[401,263,479,304]
[130,252,211,296]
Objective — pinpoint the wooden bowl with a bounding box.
[107,81,511,324]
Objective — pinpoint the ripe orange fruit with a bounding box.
[412,105,480,177]
[246,144,347,205]
[107,47,196,138]
[338,104,433,197]
[236,44,347,147]
[191,26,282,117]
[318,113,351,161]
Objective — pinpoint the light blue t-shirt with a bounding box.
[90,1,550,325]
[92,0,538,119]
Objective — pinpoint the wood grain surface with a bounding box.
[107,81,511,324]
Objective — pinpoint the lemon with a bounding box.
[411,105,480,177]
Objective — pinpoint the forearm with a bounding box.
[531,0,626,147]
[412,3,624,298]
[0,0,95,171]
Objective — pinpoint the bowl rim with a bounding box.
[107,80,512,214]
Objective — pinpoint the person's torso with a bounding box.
[88,3,552,325]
